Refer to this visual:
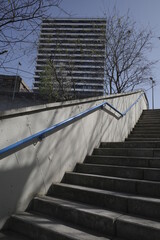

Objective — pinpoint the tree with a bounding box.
[39,59,72,101]
[38,36,96,101]
[103,10,156,94]
[0,0,64,67]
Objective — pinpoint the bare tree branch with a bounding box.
[103,9,156,94]
[0,0,66,66]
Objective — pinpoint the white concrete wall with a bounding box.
[0,91,148,229]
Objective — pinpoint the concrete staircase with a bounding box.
[2,109,160,240]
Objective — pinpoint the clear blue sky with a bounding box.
[2,0,160,108]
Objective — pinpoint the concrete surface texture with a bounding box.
[0,91,147,229]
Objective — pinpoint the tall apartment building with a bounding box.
[34,18,106,97]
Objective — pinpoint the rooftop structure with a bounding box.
[0,74,30,93]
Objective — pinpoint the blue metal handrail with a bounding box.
[0,92,145,160]
[122,93,145,116]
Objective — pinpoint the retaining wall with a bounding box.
[0,91,148,229]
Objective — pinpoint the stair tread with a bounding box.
[132,130,160,132]
[52,182,160,203]
[101,141,160,143]
[126,138,160,141]
[88,155,160,160]
[129,134,160,136]
[34,195,122,220]
[94,147,160,155]
[78,162,160,171]
[101,141,160,145]
[76,162,160,181]
[93,147,160,157]
[0,231,30,240]
[12,212,110,240]
[34,195,160,229]
[132,135,160,137]
[66,171,160,184]
[64,171,160,197]
[95,147,160,150]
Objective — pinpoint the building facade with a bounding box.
[34,18,106,97]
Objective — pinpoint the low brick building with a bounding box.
[0,74,30,92]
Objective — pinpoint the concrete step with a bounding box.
[128,132,160,138]
[0,231,30,240]
[100,141,160,149]
[127,134,160,142]
[133,128,160,133]
[143,108,160,113]
[116,214,160,240]
[49,183,160,220]
[137,117,160,121]
[143,109,160,111]
[141,110,160,114]
[131,129,160,134]
[138,120,160,124]
[142,110,160,115]
[7,212,109,240]
[75,163,160,181]
[126,138,160,142]
[130,133,160,137]
[85,155,160,168]
[140,117,160,121]
[63,172,160,198]
[139,113,160,116]
[30,196,120,236]
[135,123,160,128]
[30,196,160,240]
[129,133,160,138]
[133,125,160,130]
[93,147,160,157]
[140,112,160,115]
[139,119,160,122]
